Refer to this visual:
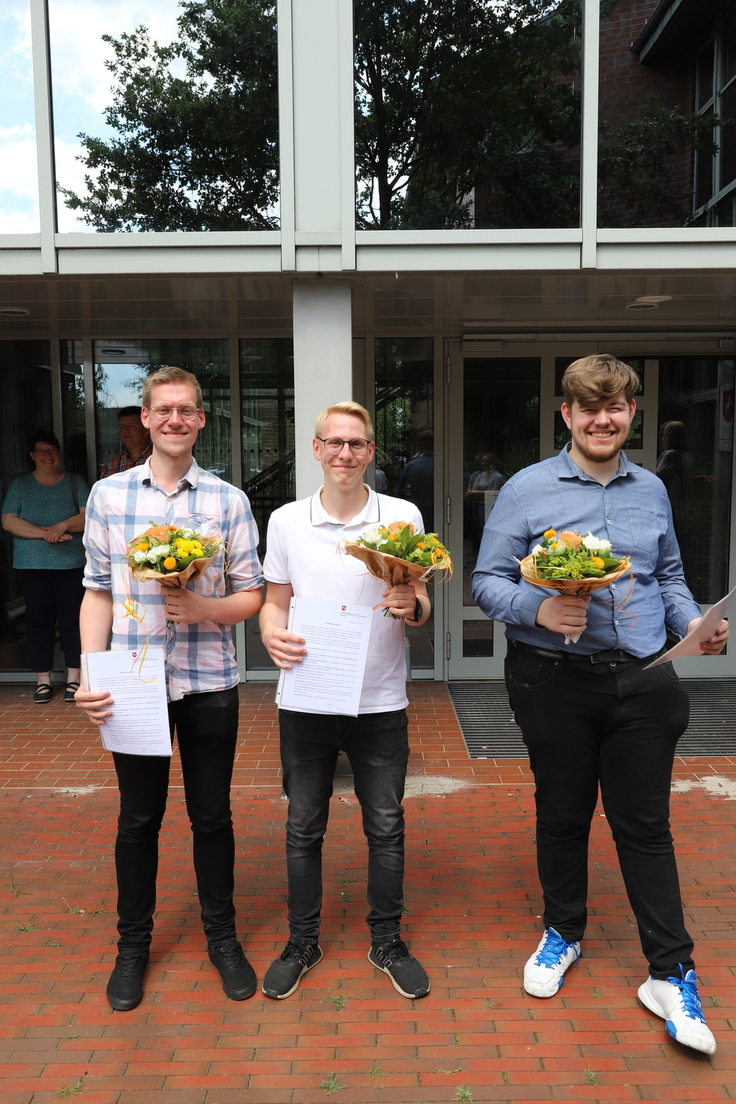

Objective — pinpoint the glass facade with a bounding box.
[48,0,279,233]
[0,0,40,233]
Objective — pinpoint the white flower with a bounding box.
[531,543,544,555]
[179,528,196,539]
[582,532,611,555]
[132,551,148,563]
[361,527,382,544]
[148,544,171,560]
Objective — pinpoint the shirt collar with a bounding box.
[309,484,381,527]
[557,442,630,483]
[140,456,199,490]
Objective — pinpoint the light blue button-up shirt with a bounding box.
[471,445,701,657]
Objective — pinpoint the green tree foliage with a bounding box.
[355,0,584,228]
[60,0,279,231]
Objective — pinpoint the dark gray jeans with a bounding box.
[278,707,410,943]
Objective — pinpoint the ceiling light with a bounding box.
[0,307,30,317]
[625,301,658,311]
[635,295,672,303]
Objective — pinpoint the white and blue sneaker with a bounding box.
[638,967,716,1054]
[523,927,581,998]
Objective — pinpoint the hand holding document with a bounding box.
[645,585,735,668]
[276,597,372,716]
[81,646,172,755]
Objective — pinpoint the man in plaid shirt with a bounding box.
[76,367,263,1012]
[99,406,152,478]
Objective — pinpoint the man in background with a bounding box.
[99,406,152,478]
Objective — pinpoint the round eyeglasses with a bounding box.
[149,405,200,421]
[316,436,371,455]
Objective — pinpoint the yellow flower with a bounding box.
[136,543,149,552]
[590,556,605,569]
[163,557,177,570]
[544,529,556,539]
[417,542,425,550]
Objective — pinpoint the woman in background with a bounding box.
[1,431,89,703]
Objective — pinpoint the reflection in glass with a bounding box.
[0,341,53,670]
[93,338,230,479]
[355,1,581,229]
[463,619,494,659]
[375,338,434,671]
[657,358,734,604]
[0,0,40,233]
[240,338,294,672]
[60,340,86,478]
[463,359,540,607]
[50,0,279,232]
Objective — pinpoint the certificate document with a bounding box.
[645,585,735,668]
[81,646,172,756]
[275,597,372,716]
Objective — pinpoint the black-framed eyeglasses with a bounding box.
[316,436,372,455]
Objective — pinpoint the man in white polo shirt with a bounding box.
[259,400,431,1000]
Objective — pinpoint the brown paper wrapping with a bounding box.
[343,541,453,586]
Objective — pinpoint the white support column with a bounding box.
[29,0,57,274]
[278,0,355,272]
[293,280,353,498]
[580,0,600,270]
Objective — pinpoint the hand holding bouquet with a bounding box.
[518,528,631,643]
[344,522,453,617]
[127,524,221,589]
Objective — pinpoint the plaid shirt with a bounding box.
[99,443,153,480]
[83,458,262,701]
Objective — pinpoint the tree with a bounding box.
[355,0,584,229]
[60,0,278,231]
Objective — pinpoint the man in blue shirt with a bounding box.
[472,354,728,1054]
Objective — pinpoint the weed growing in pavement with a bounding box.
[322,994,349,1011]
[45,938,62,946]
[16,919,37,932]
[456,1085,474,1102]
[453,1032,460,1046]
[584,1067,598,1085]
[320,1072,342,1095]
[436,1067,462,1073]
[368,1063,384,1077]
[711,995,720,1007]
[66,1032,80,1039]
[484,998,495,1009]
[502,1071,509,1085]
[56,1075,86,1097]
[340,891,351,901]
[87,900,108,918]
[62,899,85,914]
[6,875,29,898]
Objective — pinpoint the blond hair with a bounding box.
[561,355,639,407]
[142,366,202,409]
[314,401,374,440]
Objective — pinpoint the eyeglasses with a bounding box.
[316,436,372,455]
[33,447,59,457]
[148,405,200,421]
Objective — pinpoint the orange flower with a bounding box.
[558,530,582,548]
[590,556,605,569]
[388,520,415,534]
[543,529,556,539]
[163,557,177,570]
[136,543,149,552]
[146,525,173,542]
[417,542,425,550]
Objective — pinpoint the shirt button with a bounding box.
[615,620,620,625]
[611,584,616,589]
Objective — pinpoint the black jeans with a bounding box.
[112,686,239,952]
[279,708,410,943]
[18,567,84,672]
[506,644,694,979]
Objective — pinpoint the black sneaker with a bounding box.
[368,937,429,999]
[106,952,149,1011]
[207,939,257,1000]
[262,940,323,999]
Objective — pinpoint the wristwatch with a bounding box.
[405,597,423,624]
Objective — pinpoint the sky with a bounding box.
[0,0,182,233]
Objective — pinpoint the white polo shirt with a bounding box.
[263,487,424,714]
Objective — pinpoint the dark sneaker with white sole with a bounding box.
[208,939,257,1000]
[262,939,323,999]
[368,937,429,998]
[106,951,149,1011]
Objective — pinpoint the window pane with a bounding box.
[61,340,86,477]
[0,341,52,671]
[719,82,736,192]
[375,337,434,671]
[93,338,230,479]
[0,1,39,233]
[697,41,715,109]
[355,2,580,229]
[49,0,279,232]
[240,338,294,672]
[658,358,734,604]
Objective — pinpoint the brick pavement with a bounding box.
[1,681,735,1103]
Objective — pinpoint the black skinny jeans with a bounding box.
[279,708,410,943]
[112,686,239,952]
[505,643,694,979]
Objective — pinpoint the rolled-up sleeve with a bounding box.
[82,483,112,591]
[224,489,263,592]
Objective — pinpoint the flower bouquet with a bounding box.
[345,522,453,587]
[126,524,221,589]
[518,528,631,643]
